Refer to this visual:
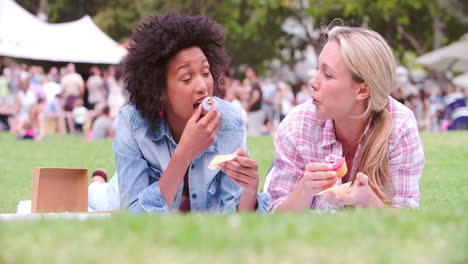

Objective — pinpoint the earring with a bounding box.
[159,105,164,117]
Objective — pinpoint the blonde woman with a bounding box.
[267,25,424,212]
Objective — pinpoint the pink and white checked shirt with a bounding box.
[268,96,425,211]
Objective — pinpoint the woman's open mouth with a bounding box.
[193,96,208,109]
[193,100,202,109]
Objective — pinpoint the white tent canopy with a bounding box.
[0,0,126,64]
[453,72,468,89]
[416,33,468,73]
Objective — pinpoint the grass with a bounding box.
[0,131,467,263]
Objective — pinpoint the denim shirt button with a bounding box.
[191,164,195,170]
[191,193,197,199]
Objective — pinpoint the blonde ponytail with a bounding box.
[327,25,396,202]
[355,109,393,202]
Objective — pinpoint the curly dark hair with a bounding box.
[121,12,230,129]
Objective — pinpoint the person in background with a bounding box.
[86,66,105,111]
[42,76,62,134]
[277,81,295,122]
[61,63,84,102]
[72,98,88,133]
[245,67,264,136]
[61,63,84,134]
[47,66,61,84]
[295,82,312,105]
[45,94,64,134]
[0,68,8,99]
[7,64,21,95]
[28,66,44,99]
[0,68,12,131]
[15,77,37,136]
[92,105,114,140]
[106,66,126,118]
[19,97,45,141]
[224,77,246,120]
[262,82,278,135]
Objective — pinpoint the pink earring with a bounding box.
[159,105,164,117]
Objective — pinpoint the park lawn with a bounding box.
[0,131,467,263]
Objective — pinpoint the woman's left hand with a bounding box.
[218,148,259,194]
[322,172,385,208]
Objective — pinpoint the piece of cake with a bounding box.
[318,182,351,196]
[325,154,347,178]
[208,154,237,170]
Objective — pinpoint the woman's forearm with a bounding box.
[238,190,257,212]
[158,147,192,208]
[357,188,385,208]
[274,180,314,213]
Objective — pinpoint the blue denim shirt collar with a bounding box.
[148,116,218,153]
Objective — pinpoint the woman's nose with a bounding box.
[194,76,208,93]
[310,74,319,91]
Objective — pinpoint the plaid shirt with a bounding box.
[268,96,424,211]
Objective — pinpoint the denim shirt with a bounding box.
[113,97,270,214]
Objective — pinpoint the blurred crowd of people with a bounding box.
[391,66,468,132]
[223,67,312,137]
[0,62,466,141]
[0,63,127,141]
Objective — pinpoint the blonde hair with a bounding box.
[327,25,395,202]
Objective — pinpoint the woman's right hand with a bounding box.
[177,104,222,161]
[299,162,338,200]
[276,162,339,212]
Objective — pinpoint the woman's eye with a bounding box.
[202,71,210,77]
[323,72,332,79]
[182,76,191,82]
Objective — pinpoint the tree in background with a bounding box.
[14,0,294,76]
[281,0,467,89]
[284,0,468,58]
[13,0,468,79]
[91,0,296,77]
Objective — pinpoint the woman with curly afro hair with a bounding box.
[87,12,270,214]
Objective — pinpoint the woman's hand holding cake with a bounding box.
[297,154,347,206]
[297,162,339,203]
[201,96,216,116]
[177,101,221,161]
[217,148,260,211]
[322,172,385,208]
[217,148,260,195]
[324,154,347,178]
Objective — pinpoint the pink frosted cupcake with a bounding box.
[325,154,347,178]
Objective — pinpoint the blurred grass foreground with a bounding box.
[0,131,467,263]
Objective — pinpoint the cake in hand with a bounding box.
[325,154,347,178]
[208,154,237,170]
[318,182,351,196]
[201,97,216,116]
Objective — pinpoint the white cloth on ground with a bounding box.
[88,173,120,211]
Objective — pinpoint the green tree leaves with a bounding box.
[13,0,468,75]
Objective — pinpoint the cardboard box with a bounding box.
[32,168,88,213]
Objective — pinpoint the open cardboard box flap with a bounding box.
[32,168,88,213]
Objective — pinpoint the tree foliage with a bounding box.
[91,0,295,75]
[286,0,468,57]
[13,0,468,74]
